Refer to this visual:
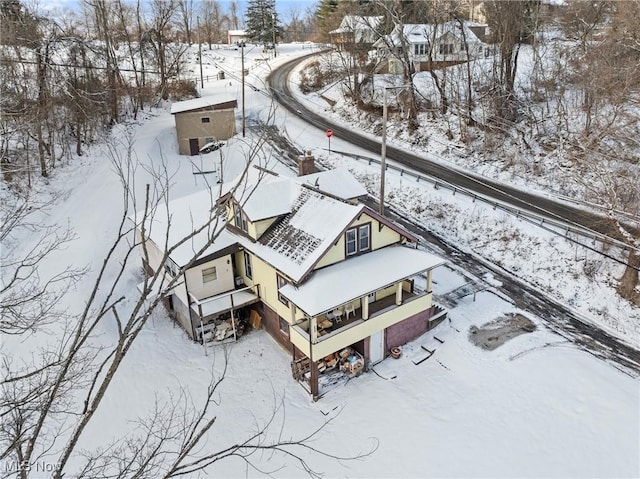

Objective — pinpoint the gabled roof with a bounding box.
[230,171,299,222]
[230,185,366,283]
[330,15,383,34]
[223,166,368,221]
[293,168,368,201]
[279,245,446,317]
[133,188,238,267]
[137,167,420,284]
[170,94,238,115]
[374,21,484,48]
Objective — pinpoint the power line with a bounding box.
[0,57,160,74]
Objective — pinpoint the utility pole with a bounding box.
[380,87,388,215]
[380,85,411,215]
[197,17,203,89]
[241,41,245,137]
[272,12,277,58]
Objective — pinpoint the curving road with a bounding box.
[267,53,632,242]
[266,52,640,375]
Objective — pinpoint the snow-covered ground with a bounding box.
[285,50,640,349]
[2,43,639,477]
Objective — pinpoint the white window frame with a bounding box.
[346,228,357,256]
[244,251,253,279]
[164,258,179,277]
[277,274,289,306]
[439,43,454,55]
[233,203,248,232]
[359,224,371,252]
[346,223,371,256]
[202,266,217,283]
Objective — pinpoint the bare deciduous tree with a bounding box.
[1,115,377,477]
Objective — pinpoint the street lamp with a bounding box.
[380,84,411,215]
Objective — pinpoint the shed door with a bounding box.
[369,330,384,365]
[189,138,199,156]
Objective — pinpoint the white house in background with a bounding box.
[374,21,491,73]
[227,29,247,45]
[135,154,446,400]
[329,15,384,51]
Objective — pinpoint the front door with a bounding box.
[369,330,384,364]
[189,138,199,156]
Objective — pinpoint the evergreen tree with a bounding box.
[245,0,280,46]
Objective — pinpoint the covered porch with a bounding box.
[280,245,446,399]
[190,284,260,343]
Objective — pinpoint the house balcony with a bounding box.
[290,289,433,360]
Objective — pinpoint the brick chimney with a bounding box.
[297,151,316,176]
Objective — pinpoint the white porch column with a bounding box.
[427,269,433,293]
[362,296,369,320]
[395,281,403,305]
[310,316,318,343]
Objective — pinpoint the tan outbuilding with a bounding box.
[170,95,238,155]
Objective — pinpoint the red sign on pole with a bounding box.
[326,129,333,138]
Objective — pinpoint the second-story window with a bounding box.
[346,223,371,256]
[359,224,370,251]
[439,43,454,55]
[164,258,179,277]
[276,274,289,306]
[346,228,357,255]
[233,203,248,232]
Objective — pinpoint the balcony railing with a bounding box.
[290,291,432,359]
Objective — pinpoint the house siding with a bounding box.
[260,303,292,350]
[314,213,403,270]
[241,251,304,324]
[385,305,438,351]
[172,292,195,339]
[174,108,236,155]
[185,255,235,301]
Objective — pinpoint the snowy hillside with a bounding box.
[1,42,638,478]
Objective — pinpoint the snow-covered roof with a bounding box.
[294,168,368,201]
[170,94,237,115]
[134,188,238,267]
[279,245,446,317]
[139,166,417,284]
[223,166,368,220]
[231,186,365,283]
[231,172,299,222]
[330,15,383,35]
[191,289,259,318]
[375,21,484,48]
[228,30,246,36]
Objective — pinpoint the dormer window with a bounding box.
[346,223,371,256]
[164,258,179,277]
[233,203,248,232]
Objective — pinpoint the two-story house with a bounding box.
[135,155,446,399]
[329,15,384,52]
[374,21,491,73]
